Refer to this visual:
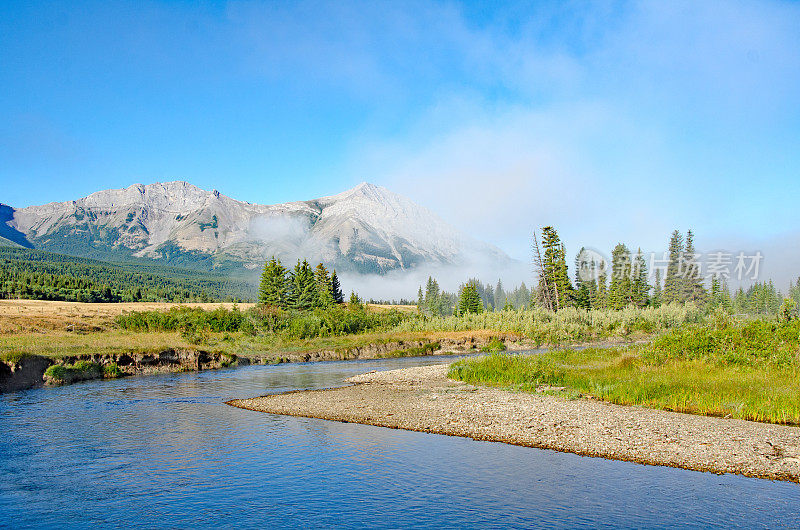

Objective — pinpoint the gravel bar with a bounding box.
[228,364,800,483]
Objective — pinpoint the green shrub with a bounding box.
[103,363,123,378]
[381,341,441,358]
[480,338,507,353]
[44,361,102,383]
[779,298,798,323]
[0,351,32,364]
[643,319,800,368]
[44,364,68,381]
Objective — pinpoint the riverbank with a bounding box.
[229,364,800,483]
[0,299,667,393]
[0,331,530,392]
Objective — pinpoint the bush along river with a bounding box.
[1,353,799,528]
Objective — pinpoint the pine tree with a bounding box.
[258,256,287,307]
[494,279,506,312]
[330,270,344,304]
[457,281,483,315]
[652,269,663,308]
[349,291,362,308]
[595,263,608,309]
[709,273,721,309]
[683,230,707,304]
[289,260,316,310]
[417,286,424,311]
[608,243,633,310]
[536,227,573,310]
[532,230,554,310]
[424,276,442,316]
[662,230,683,304]
[314,263,334,308]
[573,247,592,309]
[632,248,650,308]
[720,278,733,311]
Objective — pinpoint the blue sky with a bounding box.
[1,0,799,276]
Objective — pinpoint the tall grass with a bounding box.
[449,317,800,425]
[116,304,409,340]
[396,303,702,344]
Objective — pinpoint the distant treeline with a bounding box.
[417,277,533,316]
[0,247,256,303]
[418,227,800,319]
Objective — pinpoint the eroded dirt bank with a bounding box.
[0,335,513,393]
[229,365,800,483]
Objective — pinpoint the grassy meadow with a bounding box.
[449,315,800,425]
[0,300,706,361]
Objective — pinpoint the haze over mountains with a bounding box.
[0,182,512,279]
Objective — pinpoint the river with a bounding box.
[1,354,798,528]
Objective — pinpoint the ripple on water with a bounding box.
[1,354,799,528]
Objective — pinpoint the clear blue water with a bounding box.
[1,354,799,529]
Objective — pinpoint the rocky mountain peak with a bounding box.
[4,181,512,274]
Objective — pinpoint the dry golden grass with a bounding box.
[364,303,417,313]
[0,300,254,334]
[0,331,214,358]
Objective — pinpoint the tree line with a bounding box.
[417,277,533,316]
[0,247,253,303]
[534,227,708,310]
[258,256,346,310]
[416,226,797,317]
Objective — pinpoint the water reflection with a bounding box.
[0,353,798,528]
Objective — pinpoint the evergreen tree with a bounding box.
[683,230,707,304]
[595,263,608,309]
[632,248,650,308]
[258,256,288,307]
[417,286,424,311]
[709,273,721,309]
[289,260,316,310]
[424,276,443,316]
[662,230,683,304]
[573,247,593,309]
[720,278,733,311]
[314,263,335,308]
[484,283,495,311]
[652,269,663,308]
[330,270,344,304]
[457,281,483,315]
[536,227,573,310]
[349,291,362,308]
[608,243,633,310]
[494,279,506,312]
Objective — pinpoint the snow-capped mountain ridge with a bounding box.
[3,181,510,273]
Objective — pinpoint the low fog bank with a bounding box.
[339,259,532,302]
[337,233,800,303]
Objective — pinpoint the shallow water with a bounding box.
[1,354,798,528]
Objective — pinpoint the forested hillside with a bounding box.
[0,247,256,302]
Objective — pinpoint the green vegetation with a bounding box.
[258,256,344,311]
[0,351,32,364]
[116,303,408,340]
[0,247,255,302]
[103,362,124,378]
[449,317,800,425]
[44,360,111,384]
[45,359,125,381]
[456,281,484,315]
[533,226,573,310]
[397,303,701,344]
[480,337,507,353]
[378,341,441,358]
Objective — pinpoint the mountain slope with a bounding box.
[3,182,511,274]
